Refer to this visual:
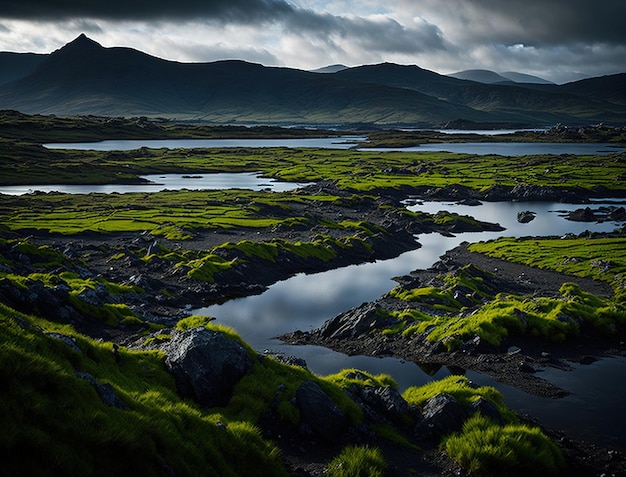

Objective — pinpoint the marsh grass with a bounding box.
[468,236,626,300]
[326,445,387,477]
[0,304,289,477]
[444,415,564,476]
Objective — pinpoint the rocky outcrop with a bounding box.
[76,371,126,409]
[517,210,536,223]
[349,384,409,425]
[161,327,253,407]
[565,206,626,222]
[316,302,398,340]
[295,380,346,442]
[414,393,466,442]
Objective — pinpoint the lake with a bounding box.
[44,136,365,151]
[0,172,310,196]
[44,137,626,156]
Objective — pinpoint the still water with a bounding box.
[0,173,311,196]
[367,142,626,156]
[44,136,365,151]
[194,198,626,450]
[45,137,626,156]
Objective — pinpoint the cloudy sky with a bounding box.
[0,0,624,84]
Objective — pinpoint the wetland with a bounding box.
[2,112,626,476]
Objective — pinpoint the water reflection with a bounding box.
[0,172,310,196]
[367,142,626,156]
[44,136,365,151]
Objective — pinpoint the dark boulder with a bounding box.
[76,372,125,409]
[470,397,505,425]
[415,393,466,442]
[565,207,597,222]
[295,380,346,442]
[317,302,394,340]
[517,210,536,223]
[350,385,409,425]
[162,327,253,407]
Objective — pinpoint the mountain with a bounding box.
[0,52,47,87]
[0,35,624,127]
[333,63,626,125]
[449,69,553,85]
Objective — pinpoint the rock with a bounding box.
[457,198,482,206]
[517,210,536,223]
[566,207,597,222]
[162,328,253,407]
[415,393,466,441]
[350,385,409,425]
[46,332,82,354]
[317,302,393,340]
[76,372,125,409]
[470,397,505,425]
[518,361,537,373]
[295,380,346,441]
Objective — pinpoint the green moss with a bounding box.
[444,415,564,476]
[403,375,515,422]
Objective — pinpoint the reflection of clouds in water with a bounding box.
[196,198,624,350]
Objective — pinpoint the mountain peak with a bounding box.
[57,34,103,53]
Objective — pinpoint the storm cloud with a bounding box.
[0,0,624,83]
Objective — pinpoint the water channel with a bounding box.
[192,198,626,451]
[16,138,626,450]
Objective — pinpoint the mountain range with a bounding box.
[0,34,624,127]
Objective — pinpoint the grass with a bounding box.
[403,376,563,476]
[444,415,564,476]
[0,304,287,477]
[380,237,626,351]
[326,445,387,477]
[3,133,626,196]
[469,236,626,300]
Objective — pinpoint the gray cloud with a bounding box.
[413,0,626,46]
[0,0,294,22]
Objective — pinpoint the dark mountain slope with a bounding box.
[0,52,47,86]
[0,35,623,126]
[0,35,495,125]
[334,63,626,124]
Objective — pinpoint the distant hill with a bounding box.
[334,63,626,125]
[0,34,624,127]
[311,64,348,73]
[449,69,553,85]
[449,69,511,84]
[500,71,554,85]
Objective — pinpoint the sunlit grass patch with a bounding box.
[444,414,564,476]
[326,445,387,477]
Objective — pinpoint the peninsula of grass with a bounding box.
[379,236,626,350]
[468,236,626,300]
